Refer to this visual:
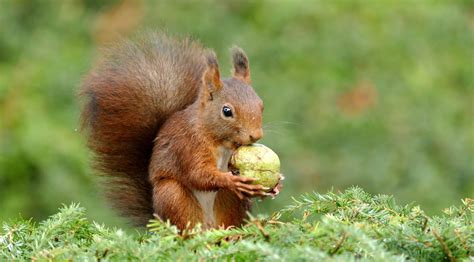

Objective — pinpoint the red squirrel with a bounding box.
[80,34,280,230]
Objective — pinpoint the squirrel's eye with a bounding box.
[222,106,233,118]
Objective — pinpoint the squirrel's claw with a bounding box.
[226,173,268,198]
[260,174,284,200]
[237,183,267,197]
[226,172,283,199]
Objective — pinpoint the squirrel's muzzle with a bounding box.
[249,129,263,144]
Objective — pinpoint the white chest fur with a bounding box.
[215,146,233,171]
[192,146,232,228]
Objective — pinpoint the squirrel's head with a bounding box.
[199,47,263,149]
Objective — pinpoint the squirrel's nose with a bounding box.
[249,129,263,143]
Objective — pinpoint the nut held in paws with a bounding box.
[230,144,280,191]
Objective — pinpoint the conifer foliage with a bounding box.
[1,187,472,261]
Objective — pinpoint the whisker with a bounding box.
[264,120,299,126]
[262,120,301,137]
[262,129,284,135]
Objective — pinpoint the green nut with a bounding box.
[230,144,280,191]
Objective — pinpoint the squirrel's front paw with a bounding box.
[224,172,269,199]
[265,174,284,200]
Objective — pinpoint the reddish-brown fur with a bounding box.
[80,33,266,229]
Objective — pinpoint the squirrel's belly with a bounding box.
[192,190,217,228]
[192,147,233,228]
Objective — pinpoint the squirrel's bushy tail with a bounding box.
[80,34,207,225]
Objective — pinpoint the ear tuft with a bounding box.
[203,50,223,94]
[231,46,251,84]
[206,50,219,70]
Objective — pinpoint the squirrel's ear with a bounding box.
[203,51,223,95]
[231,46,251,84]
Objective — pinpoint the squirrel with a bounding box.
[80,34,280,230]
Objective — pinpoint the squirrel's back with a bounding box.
[80,34,208,225]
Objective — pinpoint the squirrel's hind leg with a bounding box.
[215,189,252,228]
[152,178,203,230]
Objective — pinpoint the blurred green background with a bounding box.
[1,0,473,227]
